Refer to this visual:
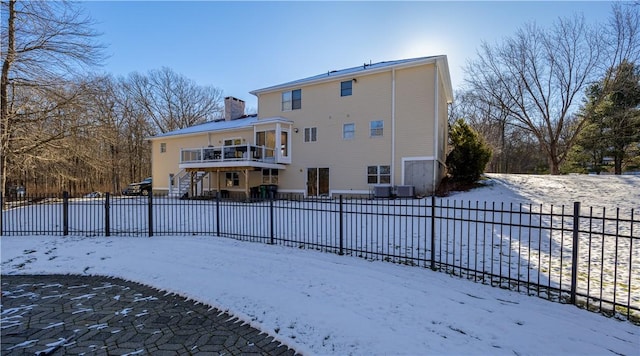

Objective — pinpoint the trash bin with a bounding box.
[259,185,267,199]
[250,186,260,199]
[266,184,278,199]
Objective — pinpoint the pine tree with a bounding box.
[446,119,492,183]
[575,60,640,174]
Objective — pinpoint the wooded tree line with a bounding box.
[1,0,224,196]
[457,3,640,175]
[1,1,638,196]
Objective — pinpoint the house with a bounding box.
[148,55,453,199]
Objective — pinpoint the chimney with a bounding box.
[224,96,245,121]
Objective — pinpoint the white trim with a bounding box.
[391,68,396,186]
[342,123,355,140]
[369,120,384,137]
[435,56,454,103]
[253,117,294,125]
[433,64,439,194]
[303,127,318,142]
[401,156,435,185]
[275,123,282,161]
[179,161,286,170]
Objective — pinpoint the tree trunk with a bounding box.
[614,155,623,175]
[1,0,16,198]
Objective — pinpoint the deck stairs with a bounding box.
[169,170,208,198]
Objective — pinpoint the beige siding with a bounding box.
[152,58,452,197]
[259,64,442,194]
[259,72,394,193]
[394,64,436,156]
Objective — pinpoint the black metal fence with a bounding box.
[2,193,638,323]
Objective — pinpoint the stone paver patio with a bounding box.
[1,274,299,355]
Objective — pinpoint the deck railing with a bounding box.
[180,144,275,164]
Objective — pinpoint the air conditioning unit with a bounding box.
[373,185,392,198]
[396,185,414,198]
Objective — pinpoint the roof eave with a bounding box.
[250,56,446,96]
[147,123,256,141]
[435,56,454,104]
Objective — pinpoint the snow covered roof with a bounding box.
[149,116,258,139]
[149,116,292,140]
[251,55,453,102]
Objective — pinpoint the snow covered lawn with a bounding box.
[2,174,639,355]
[1,236,639,355]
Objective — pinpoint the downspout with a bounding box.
[433,63,439,195]
[391,68,396,186]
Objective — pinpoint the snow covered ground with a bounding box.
[485,173,639,211]
[2,174,639,355]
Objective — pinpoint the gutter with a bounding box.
[433,62,439,195]
[391,68,396,186]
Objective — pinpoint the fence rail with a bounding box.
[1,193,638,323]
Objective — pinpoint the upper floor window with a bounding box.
[370,120,384,137]
[341,80,352,97]
[282,89,302,111]
[160,142,166,153]
[343,123,355,140]
[304,127,317,142]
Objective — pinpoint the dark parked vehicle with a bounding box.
[122,177,152,196]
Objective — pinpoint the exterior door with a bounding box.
[307,168,329,196]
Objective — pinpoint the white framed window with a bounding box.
[262,168,279,184]
[304,127,317,142]
[370,120,384,137]
[343,123,355,139]
[341,80,352,97]
[367,165,391,184]
[256,130,276,158]
[226,172,239,187]
[280,131,288,157]
[160,142,166,153]
[282,89,301,111]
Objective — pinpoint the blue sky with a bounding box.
[82,1,616,110]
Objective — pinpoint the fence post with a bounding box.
[0,194,3,236]
[105,193,110,237]
[431,195,436,270]
[216,192,221,237]
[269,199,274,245]
[570,201,580,305]
[63,191,69,236]
[148,192,153,237]
[339,195,344,255]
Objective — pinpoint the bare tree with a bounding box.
[1,0,104,196]
[450,88,549,173]
[125,67,224,134]
[605,3,640,73]
[465,16,601,174]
